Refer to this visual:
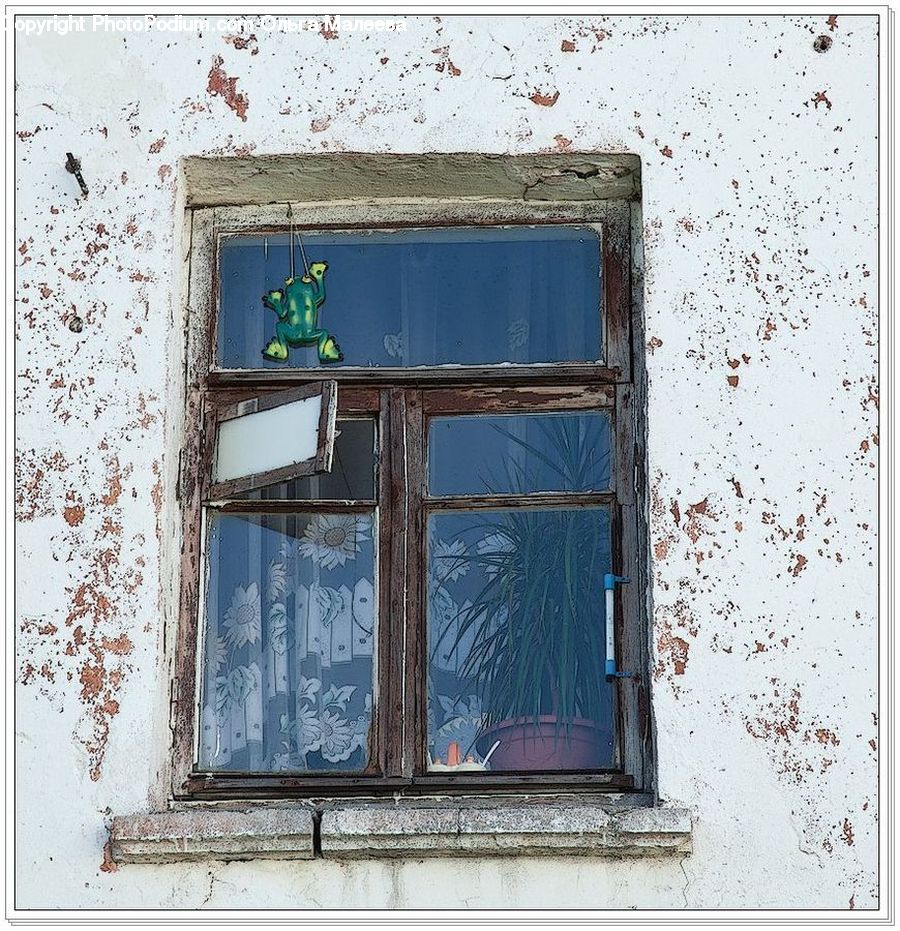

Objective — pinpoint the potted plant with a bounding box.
[431,415,614,772]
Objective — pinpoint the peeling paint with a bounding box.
[529,89,560,107]
[206,55,250,121]
[99,840,118,873]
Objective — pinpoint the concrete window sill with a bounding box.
[320,803,692,858]
[109,808,316,863]
[110,802,692,865]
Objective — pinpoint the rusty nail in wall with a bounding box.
[65,152,89,197]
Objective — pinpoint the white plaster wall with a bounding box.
[14,14,878,910]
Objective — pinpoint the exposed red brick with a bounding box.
[207,55,249,121]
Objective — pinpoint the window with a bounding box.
[172,157,649,799]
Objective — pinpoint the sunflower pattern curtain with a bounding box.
[198,511,375,772]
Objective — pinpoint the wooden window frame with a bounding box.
[171,198,651,801]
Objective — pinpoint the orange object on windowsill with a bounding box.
[446,741,461,767]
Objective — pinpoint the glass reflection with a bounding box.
[218,226,602,369]
[429,412,611,497]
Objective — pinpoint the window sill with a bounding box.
[109,800,692,864]
[109,807,316,863]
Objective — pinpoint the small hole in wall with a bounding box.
[813,35,833,53]
[69,316,83,333]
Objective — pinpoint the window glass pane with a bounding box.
[426,507,613,773]
[218,226,601,369]
[198,511,376,773]
[428,412,611,497]
[233,418,376,501]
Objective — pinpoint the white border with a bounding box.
[5,3,893,927]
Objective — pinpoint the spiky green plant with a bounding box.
[431,414,612,737]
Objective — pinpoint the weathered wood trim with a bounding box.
[421,384,614,414]
[402,390,426,777]
[214,381,333,423]
[175,772,635,800]
[170,386,207,796]
[375,392,396,777]
[207,365,622,388]
[209,500,375,514]
[183,153,642,208]
[424,492,615,511]
[603,205,633,382]
[203,384,381,412]
[387,388,409,778]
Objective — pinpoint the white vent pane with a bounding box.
[214,394,322,484]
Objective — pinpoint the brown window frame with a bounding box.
[171,197,651,801]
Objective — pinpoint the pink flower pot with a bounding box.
[475,716,611,771]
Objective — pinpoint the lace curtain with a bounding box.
[199,511,375,772]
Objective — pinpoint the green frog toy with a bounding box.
[261,261,343,363]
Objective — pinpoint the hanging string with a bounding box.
[296,228,311,279]
[286,202,311,280]
[286,203,295,280]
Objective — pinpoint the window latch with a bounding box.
[604,573,632,679]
